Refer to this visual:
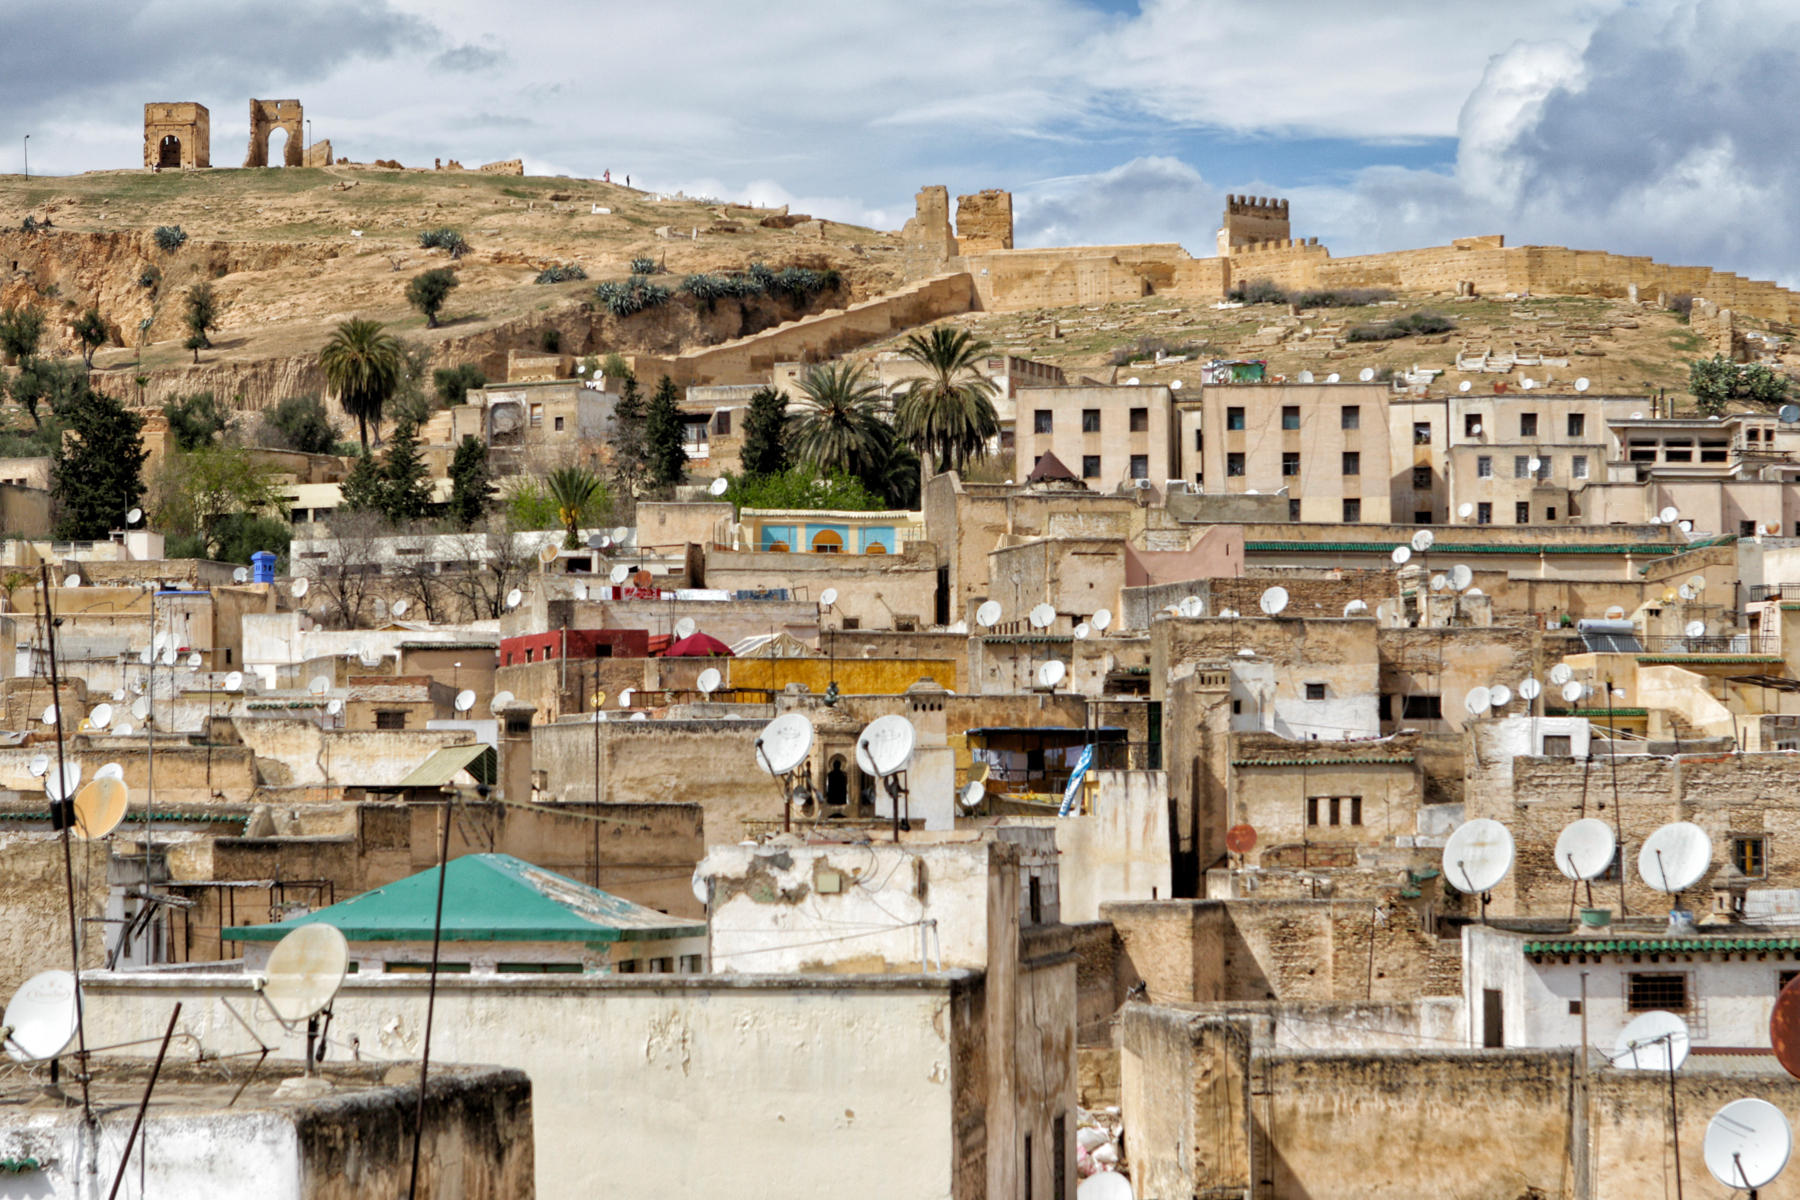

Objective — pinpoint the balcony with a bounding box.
[1636,634,1782,656]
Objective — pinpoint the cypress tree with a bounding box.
[610,370,648,493]
[51,383,147,539]
[447,435,494,529]
[378,420,433,522]
[644,374,687,487]
[740,385,789,478]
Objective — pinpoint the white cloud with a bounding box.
[1016,157,1220,249]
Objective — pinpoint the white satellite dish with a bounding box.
[1677,584,1695,601]
[1092,608,1113,631]
[1519,677,1541,700]
[1177,595,1205,618]
[708,477,729,496]
[697,667,721,695]
[505,588,523,610]
[27,753,47,779]
[1704,1098,1792,1191]
[1560,680,1585,704]
[674,616,698,640]
[186,651,201,668]
[1448,564,1473,591]
[1037,660,1066,689]
[1604,604,1626,619]
[819,588,838,608]
[756,714,814,775]
[1574,377,1590,392]
[1471,423,1482,435]
[1658,506,1679,524]
[575,584,588,600]
[126,507,143,526]
[114,723,132,737]
[1521,378,1536,390]
[1549,663,1573,686]
[976,600,1003,628]
[1527,457,1541,473]
[610,565,629,584]
[89,703,113,730]
[1170,380,1182,390]
[960,780,985,811]
[1029,603,1056,629]
[1358,367,1375,382]
[1554,818,1616,881]
[159,647,176,667]
[618,687,635,707]
[630,712,647,721]
[1298,370,1314,383]
[1125,376,1139,386]
[3,971,79,1063]
[62,574,80,589]
[1457,502,1474,519]
[233,566,249,584]
[1442,819,1514,894]
[291,577,309,599]
[1614,1010,1690,1073]
[1467,587,1483,597]
[1684,619,1705,638]
[1638,821,1712,893]
[260,924,350,1023]
[96,762,124,781]
[39,704,55,727]
[612,526,629,543]
[1343,599,1368,616]
[1463,685,1492,716]
[599,537,612,550]
[45,763,80,804]
[858,714,917,776]
[1688,575,1706,593]
[1325,372,1340,383]
[1074,622,1091,639]
[1489,683,1512,708]
[111,689,124,703]
[392,598,409,617]
[1430,574,1448,592]
[1411,530,1435,553]
[1459,380,1472,392]
[130,696,150,721]
[454,688,477,713]
[1221,609,1239,619]
[1259,586,1288,616]
[489,690,515,712]
[326,698,343,716]
[1391,546,1412,565]
[1679,519,1693,533]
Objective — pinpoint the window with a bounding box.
[680,954,704,973]
[1227,406,1245,431]
[1464,414,1482,437]
[1782,970,1800,996]
[841,616,860,630]
[1516,501,1530,523]
[1514,455,1532,479]
[1401,695,1443,719]
[1567,412,1585,437]
[1129,407,1148,432]
[1343,498,1361,522]
[1543,735,1573,757]
[1413,422,1432,445]
[1477,455,1493,478]
[1053,1114,1068,1200]
[1227,453,1246,476]
[1412,465,1431,489]
[1342,451,1360,476]
[1483,989,1504,1048]
[1572,455,1589,479]
[1664,439,1693,463]
[1034,410,1053,434]
[1520,412,1538,437]
[1288,498,1302,521]
[1546,506,1557,521]
[714,411,732,435]
[1082,408,1100,433]
[1733,835,1768,878]
[1742,520,1759,538]
[1627,972,1689,1012]
[1413,510,1432,524]
[554,415,565,432]
[497,962,583,974]
[375,710,406,730]
[811,529,843,553]
[1316,796,1363,826]
[1306,797,1321,826]
[1341,406,1360,430]
[1081,455,1101,479]
[1305,682,1326,700]
[1569,999,1583,1015]
[1282,405,1300,430]
[1282,452,1300,476]
[1193,428,1204,451]
[1029,876,1043,924]
[649,957,675,974]
[529,403,544,427]
[1129,454,1149,480]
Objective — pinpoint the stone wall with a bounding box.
[956,189,1014,253]
[1218,194,1291,253]
[143,101,209,169]
[244,98,303,168]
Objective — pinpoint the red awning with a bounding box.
[662,632,733,657]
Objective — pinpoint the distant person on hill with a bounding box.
[603,169,610,182]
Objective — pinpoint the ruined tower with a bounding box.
[1217,195,1290,256]
[143,102,210,169]
[244,99,305,168]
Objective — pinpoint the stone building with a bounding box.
[143,101,209,169]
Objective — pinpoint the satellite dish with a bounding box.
[130,696,150,721]
[111,689,125,703]
[619,687,635,707]
[1684,619,1705,638]
[114,723,132,737]
[1527,457,1541,472]
[976,601,1002,628]
[1298,370,1314,383]
[392,598,409,617]
[1679,519,1693,534]
[697,667,722,694]
[708,477,729,496]
[1411,530,1434,553]
[62,574,80,589]
[630,712,647,721]
[1358,367,1375,382]
[538,543,560,565]
[1464,685,1492,716]
[1449,564,1473,591]
[260,924,350,1023]
[1519,677,1541,700]
[1489,684,1512,708]
[326,698,343,716]
[1658,506,1679,524]
[575,584,588,600]
[1125,377,1139,386]
[1222,610,1239,619]
[1704,1098,1792,1190]
[1430,574,1448,592]
[1554,818,1616,881]
[291,577,309,599]
[1471,423,1482,435]
[1458,380,1471,392]
[1549,663,1573,686]
[819,588,838,608]
[1457,502,1474,520]
[1614,1010,1691,1072]
[610,565,630,584]
[1521,378,1536,390]
[186,651,201,668]
[1225,824,1258,855]
[1259,586,1288,616]
[233,567,249,584]
[858,714,917,776]
[73,778,128,840]
[1466,587,1484,597]
[1325,373,1340,383]
[1688,574,1706,592]
[1177,595,1205,618]
[599,537,612,550]
[674,616,698,640]
[1574,377,1590,392]
[39,704,55,727]
[1782,404,1800,424]
[96,762,123,781]
[1604,604,1626,620]
[505,588,523,610]
[309,675,331,696]
[612,526,629,543]
[45,763,80,804]
[3,971,79,1063]
[1037,660,1067,689]
[1638,821,1712,892]
[89,703,113,730]
[454,688,477,713]
[1092,608,1113,631]
[1560,680,1585,704]
[1029,603,1056,629]
[1074,622,1091,639]
[126,507,143,526]
[1442,819,1514,894]
[960,780,986,811]
[1343,599,1368,616]
[1391,546,1412,565]
[159,647,176,667]
[490,690,515,712]
[1677,584,1695,601]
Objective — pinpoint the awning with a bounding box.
[393,744,497,789]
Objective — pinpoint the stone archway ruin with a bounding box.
[142,102,210,169]
[244,98,304,167]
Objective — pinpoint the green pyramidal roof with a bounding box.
[223,853,705,945]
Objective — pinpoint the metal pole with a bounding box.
[22,135,28,179]
[591,663,601,887]
[1605,678,1626,916]
[407,794,455,1200]
[106,1003,181,1200]
[40,565,91,1120]
[145,589,156,954]
[1667,1041,1684,1200]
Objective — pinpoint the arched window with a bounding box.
[158,136,182,168]
[864,541,888,555]
[825,756,849,809]
[766,540,789,553]
[811,529,844,554]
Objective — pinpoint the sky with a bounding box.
[7,0,1800,283]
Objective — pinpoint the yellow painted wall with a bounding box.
[726,656,955,695]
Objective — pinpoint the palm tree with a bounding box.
[546,465,602,549]
[894,326,999,475]
[319,318,402,453]
[789,361,889,478]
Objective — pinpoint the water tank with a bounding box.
[250,551,277,584]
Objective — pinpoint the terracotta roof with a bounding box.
[1025,451,1078,483]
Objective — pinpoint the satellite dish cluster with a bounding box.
[755,711,923,829]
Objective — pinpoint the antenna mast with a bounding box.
[39,564,92,1119]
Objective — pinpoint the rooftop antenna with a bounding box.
[959,779,985,813]
[1704,1098,1791,1195]
[72,778,128,840]
[697,666,721,696]
[2,969,80,1064]
[1488,683,1512,709]
[1609,1008,1693,1196]
[1518,675,1541,715]
[1029,603,1055,629]
[490,690,515,713]
[233,566,249,584]
[1638,821,1711,932]
[1259,586,1289,617]
[392,598,409,618]
[1459,380,1472,392]
[291,576,309,599]
[1092,608,1113,632]
[1457,502,1473,519]
[454,689,476,714]
[1343,599,1368,616]
[1177,595,1205,618]
[1036,660,1066,691]
[1574,377,1590,392]
[819,588,838,612]
[1358,367,1375,382]
[1391,545,1411,566]
[1298,370,1314,384]
[1449,564,1473,591]
[1074,622,1091,639]
[1659,505,1679,525]
[1325,372,1340,383]
[1225,823,1257,867]
[126,507,142,526]
[856,714,917,841]
[1441,818,1513,923]
[1554,817,1615,920]
[610,563,630,585]
[1781,403,1800,425]
[708,477,729,496]
[754,713,816,831]
[505,587,523,610]
[975,600,1002,629]
[1410,529,1434,554]
[674,616,697,640]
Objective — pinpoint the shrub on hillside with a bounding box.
[1347,311,1455,342]
[594,275,672,318]
[1227,278,1287,305]
[153,225,187,253]
[1291,287,1395,308]
[418,228,470,259]
[628,256,659,275]
[533,264,588,284]
[1667,293,1696,321]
